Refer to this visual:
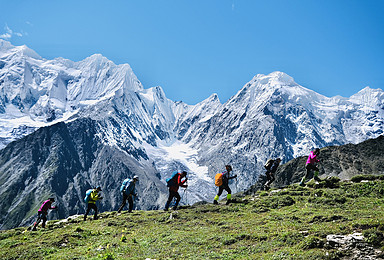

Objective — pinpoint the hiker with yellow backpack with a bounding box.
[213,165,237,205]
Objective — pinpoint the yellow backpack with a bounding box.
[215,173,223,187]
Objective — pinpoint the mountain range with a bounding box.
[0,39,383,229]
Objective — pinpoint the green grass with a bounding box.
[1,178,384,259]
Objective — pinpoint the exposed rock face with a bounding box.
[272,135,384,187]
[1,40,384,230]
[0,118,167,230]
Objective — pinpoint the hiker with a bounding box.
[264,158,282,190]
[213,165,237,205]
[84,186,103,221]
[300,148,321,186]
[118,175,139,213]
[32,198,57,231]
[164,171,188,211]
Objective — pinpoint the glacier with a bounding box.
[0,39,384,217]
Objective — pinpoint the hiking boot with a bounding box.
[31,226,37,231]
[299,182,305,187]
[226,199,231,205]
[213,200,218,205]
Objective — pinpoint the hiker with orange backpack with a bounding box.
[31,198,57,231]
[164,171,188,211]
[213,165,237,205]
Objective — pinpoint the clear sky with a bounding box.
[1,0,383,104]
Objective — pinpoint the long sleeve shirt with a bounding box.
[38,200,56,213]
[306,151,320,165]
[169,173,187,192]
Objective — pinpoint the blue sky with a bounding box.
[1,0,383,104]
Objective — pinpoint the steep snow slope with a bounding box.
[1,41,384,228]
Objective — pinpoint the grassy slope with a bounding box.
[1,176,384,260]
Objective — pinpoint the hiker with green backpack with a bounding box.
[300,148,321,186]
[83,186,103,221]
[164,171,188,211]
[213,165,237,205]
[118,176,139,213]
[263,158,282,190]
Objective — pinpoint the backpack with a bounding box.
[120,178,130,192]
[215,173,224,187]
[84,189,93,203]
[264,159,274,170]
[166,172,179,187]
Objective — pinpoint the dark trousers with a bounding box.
[118,192,133,213]
[165,190,181,210]
[33,211,47,229]
[264,170,275,186]
[305,164,319,179]
[84,203,98,220]
[217,184,231,196]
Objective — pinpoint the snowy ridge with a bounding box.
[1,40,384,206]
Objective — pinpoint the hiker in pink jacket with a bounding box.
[32,198,57,231]
[300,148,321,186]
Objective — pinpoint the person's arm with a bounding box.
[179,175,188,188]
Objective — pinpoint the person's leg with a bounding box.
[32,212,42,230]
[172,192,181,210]
[214,186,224,204]
[84,204,92,221]
[264,170,272,186]
[118,192,128,213]
[300,165,312,185]
[91,204,98,220]
[128,195,134,213]
[41,213,48,228]
[165,190,175,211]
[224,185,232,205]
[313,166,320,181]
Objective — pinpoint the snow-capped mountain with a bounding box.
[1,40,384,229]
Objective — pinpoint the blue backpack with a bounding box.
[166,172,179,187]
[120,179,130,192]
[84,189,93,203]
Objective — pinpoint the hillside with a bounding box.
[1,40,384,231]
[1,176,384,259]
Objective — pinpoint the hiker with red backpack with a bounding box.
[118,176,139,213]
[263,158,282,190]
[213,165,237,205]
[83,186,103,221]
[300,148,321,186]
[31,198,57,231]
[164,171,188,211]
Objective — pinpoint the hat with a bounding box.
[181,171,187,175]
[96,186,102,191]
[133,175,139,180]
[49,198,55,202]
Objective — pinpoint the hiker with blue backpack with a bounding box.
[83,186,103,221]
[118,176,139,213]
[213,165,237,205]
[164,171,188,211]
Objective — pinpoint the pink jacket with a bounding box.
[306,151,319,165]
[38,200,56,213]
